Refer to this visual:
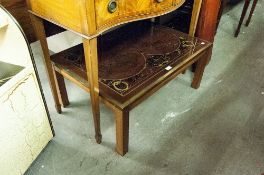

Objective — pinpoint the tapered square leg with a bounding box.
[52,67,70,107]
[83,38,102,144]
[29,14,62,113]
[114,108,129,156]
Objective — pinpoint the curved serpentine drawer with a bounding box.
[28,0,185,37]
[95,0,185,32]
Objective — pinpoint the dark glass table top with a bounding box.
[51,22,211,105]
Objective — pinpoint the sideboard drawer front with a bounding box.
[95,0,185,33]
[95,0,154,31]
[28,0,186,37]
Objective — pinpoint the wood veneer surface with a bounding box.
[27,0,186,37]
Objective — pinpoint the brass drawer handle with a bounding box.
[108,0,117,13]
[156,0,164,3]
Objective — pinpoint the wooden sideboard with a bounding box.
[26,0,214,156]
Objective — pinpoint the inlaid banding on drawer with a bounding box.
[96,0,185,34]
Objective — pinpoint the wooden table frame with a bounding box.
[50,40,212,156]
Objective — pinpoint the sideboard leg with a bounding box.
[115,108,129,156]
[83,38,102,144]
[52,67,70,107]
[29,14,62,114]
[191,49,211,89]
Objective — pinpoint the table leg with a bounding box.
[191,48,211,89]
[29,14,62,113]
[83,38,102,144]
[114,107,129,156]
[235,0,250,37]
[245,0,259,26]
[52,67,70,107]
